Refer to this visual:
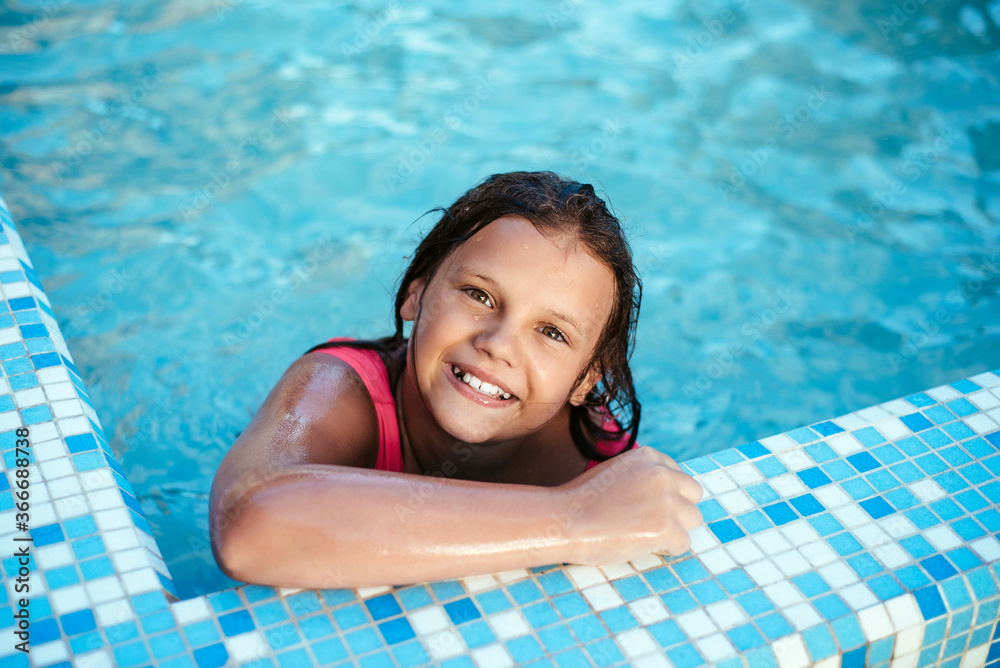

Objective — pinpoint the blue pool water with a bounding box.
[1,0,998,598]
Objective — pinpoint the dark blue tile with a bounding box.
[811,421,844,436]
[921,555,958,581]
[708,519,745,543]
[444,598,481,624]
[365,594,402,621]
[218,611,254,637]
[860,496,895,519]
[378,618,415,645]
[788,494,824,516]
[762,502,797,525]
[796,467,831,489]
[737,441,770,459]
[901,413,934,432]
[914,585,947,619]
[847,452,880,472]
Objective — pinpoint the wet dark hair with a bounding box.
[305,171,642,462]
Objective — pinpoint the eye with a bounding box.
[465,288,493,307]
[540,325,567,343]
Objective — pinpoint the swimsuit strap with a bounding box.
[307,337,403,473]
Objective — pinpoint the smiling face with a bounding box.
[400,215,616,445]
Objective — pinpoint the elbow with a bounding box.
[210,492,262,583]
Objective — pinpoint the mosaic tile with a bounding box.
[0,195,999,667]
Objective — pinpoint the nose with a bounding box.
[474,318,520,367]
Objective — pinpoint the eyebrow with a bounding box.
[462,270,587,338]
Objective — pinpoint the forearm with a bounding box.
[213,465,581,589]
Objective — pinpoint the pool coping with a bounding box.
[1,192,1000,667]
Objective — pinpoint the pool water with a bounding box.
[1,0,998,599]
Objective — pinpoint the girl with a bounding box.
[209,172,703,589]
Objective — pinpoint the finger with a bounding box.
[678,475,704,502]
[677,501,704,531]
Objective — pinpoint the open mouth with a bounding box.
[450,365,514,401]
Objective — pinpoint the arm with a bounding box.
[210,355,702,589]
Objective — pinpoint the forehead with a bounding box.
[443,216,615,334]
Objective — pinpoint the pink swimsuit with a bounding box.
[311,338,630,472]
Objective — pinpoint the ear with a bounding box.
[400,277,427,322]
[569,364,601,406]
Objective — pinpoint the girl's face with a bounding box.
[401,215,615,444]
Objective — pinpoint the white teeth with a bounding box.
[452,365,511,400]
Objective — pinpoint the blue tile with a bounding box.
[689,580,726,605]
[869,574,904,600]
[788,493,824,516]
[921,428,954,448]
[947,398,978,417]
[848,452,881,472]
[312,636,348,664]
[940,577,972,610]
[332,604,366,631]
[219,610,255,637]
[901,413,934,432]
[762,502,796,525]
[808,513,844,536]
[853,426,886,446]
[931,498,964,521]
[896,436,929,456]
[804,442,837,462]
[140,610,175,634]
[391,640,429,666]
[648,619,686,647]
[365,594,402,621]
[951,379,981,393]
[841,646,867,668]
[264,623,301,651]
[754,456,787,477]
[457,620,493,648]
[860,496,896,519]
[787,426,819,444]
[612,575,650,601]
[708,519,745,542]
[538,625,576,653]
[952,517,987,541]
[285,592,321,617]
[114,640,151,667]
[661,589,698,614]
[274,648,311,668]
[717,569,755,595]
[697,498,726,523]
[711,449,745,466]
[254,601,290,627]
[737,441,770,458]
[792,572,830,597]
[847,553,883,578]
[569,616,608,642]
[866,469,900,492]
[914,585,948,620]
[60,608,96,636]
[821,459,855,481]
[444,598,481,625]
[727,623,766,650]
[538,571,573,596]
[812,421,844,436]
[959,463,993,486]
[523,601,559,628]
[735,591,774,616]
[831,615,866,651]
[149,631,186,659]
[935,471,970,493]
[920,554,958,582]
[745,483,780,505]
[884,487,920,510]
[896,565,931,589]
[394,586,432,611]
[813,594,850,619]
[802,625,837,661]
[666,643,705,668]
[943,421,976,441]
[507,636,545,663]
[430,580,465,601]
[508,580,543,605]
[298,614,334,641]
[842,478,876,500]
[797,467,832,488]
[902,535,937,559]
[924,405,957,424]
[736,510,772,533]
[345,627,382,654]
[871,444,906,465]
[585,639,623,667]
[552,593,588,619]
[947,547,982,572]
[599,606,638,633]
[475,589,512,615]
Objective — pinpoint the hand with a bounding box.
[560,446,704,565]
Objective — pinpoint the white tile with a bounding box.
[629,596,669,625]
[425,630,464,660]
[877,418,911,441]
[112,547,150,573]
[728,462,764,486]
[833,413,869,430]
[814,658,840,668]
[763,581,804,607]
[51,399,84,418]
[768,473,807,498]
[54,494,90,519]
[35,543,73,569]
[988,407,1000,423]
[779,521,819,548]
[57,416,91,435]
[0,411,23,430]
[600,561,635,580]
[858,603,895,641]
[495,568,530,583]
[461,574,497,593]
[72,650,114,668]
[776,450,813,472]
[674,609,717,639]
[171,597,211,625]
[688,525,718,552]
[409,606,450,634]
[121,567,159,594]
[885,593,923,631]
[705,600,746,627]
[93,508,132,531]
[772,549,811,577]
[700,470,737,494]
[755,530,792,556]
[104,528,141,552]
[855,405,892,424]
[725,537,764,565]
[472,643,512,668]
[582,583,624,611]
[926,385,961,402]
[716,489,755,514]
[826,431,866,456]
[224,630,270,665]
[86,576,125,605]
[968,390,1000,410]
[811,485,852,510]
[969,371,1000,388]
[960,643,990,668]
[629,553,663,571]
[965,413,998,434]
[877,514,917,540]
[616,628,657,657]
[30,639,67,662]
[700,548,736,574]
[879,400,913,417]
[87,488,122,512]
[696,633,736,663]
[49,584,89,615]
[487,611,529,640]
[633,653,671,668]
[841,582,878,610]
[872,542,911,569]
[969,536,1000,562]
[38,457,73,480]
[47,475,82,499]
[565,565,605,589]
[854,523,891,549]
[831,503,869,529]
[759,433,799,452]
[893,633,922,665]
[772,630,811,668]
[909,479,945,503]
[33,502,56,526]
[13,387,46,408]
[818,561,859,587]
[33,439,67,461]
[785,602,822,631]
[745,559,783,586]
[43,381,77,402]
[37,366,70,384]
[924,525,962,551]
